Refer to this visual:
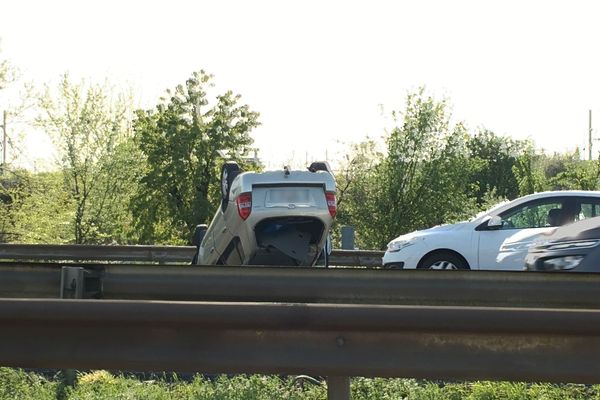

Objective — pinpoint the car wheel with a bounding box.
[220,162,241,211]
[308,161,333,174]
[418,252,468,270]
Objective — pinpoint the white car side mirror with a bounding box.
[487,216,503,228]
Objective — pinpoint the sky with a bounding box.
[1,0,600,169]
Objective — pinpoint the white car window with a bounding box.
[500,200,563,229]
[498,196,600,230]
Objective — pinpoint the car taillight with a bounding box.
[326,191,336,218]
[236,192,252,220]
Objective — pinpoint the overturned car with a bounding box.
[192,161,336,266]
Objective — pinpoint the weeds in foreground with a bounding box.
[1,369,599,400]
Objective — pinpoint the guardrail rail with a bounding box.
[0,244,384,267]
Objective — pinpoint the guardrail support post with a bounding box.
[341,226,355,250]
[60,267,84,299]
[60,266,101,385]
[60,266,102,299]
[60,266,84,386]
[327,376,350,400]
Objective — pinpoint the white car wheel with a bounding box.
[419,252,468,270]
[429,260,458,270]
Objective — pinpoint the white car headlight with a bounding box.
[386,238,418,253]
[542,256,584,270]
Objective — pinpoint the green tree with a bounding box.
[512,149,600,195]
[131,70,260,244]
[543,151,600,191]
[0,170,74,243]
[338,90,479,250]
[378,90,477,247]
[334,139,385,249]
[0,43,42,242]
[512,145,545,196]
[467,129,528,204]
[37,75,139,244]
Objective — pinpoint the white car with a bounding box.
[382,190,600,270]
[193,161,336,266]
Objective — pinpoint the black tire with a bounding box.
[418,251,469,270]
[308,161,333,174]
[191,224,208,248]
[220,162,241,211]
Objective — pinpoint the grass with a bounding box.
[0,368,599,399]
[0,368,57,400]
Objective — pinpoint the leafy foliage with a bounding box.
[131,70,260,244]
[381,91,478,245]
[37,75,139,244]
[512,145,546,196]
[334,139,384,249]
[543,151,600,191]
[0,367,57,400]
[467,130,529,205]
[0,170,73,243]
[338,89,480,249]
[2,369,600,400]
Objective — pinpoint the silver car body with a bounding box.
[196,168,336,266]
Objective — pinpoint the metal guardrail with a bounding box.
[4,244,600,397]
[0,244,196,263]
[0,244,384,267]
[3,262,600,309]
[2,298,600,383]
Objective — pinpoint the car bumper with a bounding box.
[383,261,405,269]
[382,243,425,269]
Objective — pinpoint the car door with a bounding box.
[211,207,234,261]
[476,197,565,270]
[199,209,228,264]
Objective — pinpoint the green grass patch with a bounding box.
[0,367,57,400]
[1,369,600,399]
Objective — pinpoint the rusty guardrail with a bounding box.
[2,298,600,383]
[0,244,384,267]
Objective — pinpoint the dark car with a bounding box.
[525,216,600,272]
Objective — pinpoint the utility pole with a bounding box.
[589,109,593,161]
